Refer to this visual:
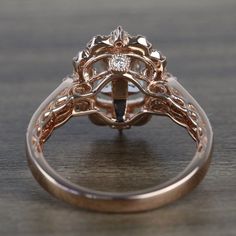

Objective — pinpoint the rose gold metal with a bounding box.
[26,26,213,212]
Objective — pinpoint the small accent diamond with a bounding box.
[109,54,130,72]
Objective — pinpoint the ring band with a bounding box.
[26,27,213,212]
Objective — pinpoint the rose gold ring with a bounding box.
[26,27,213,213]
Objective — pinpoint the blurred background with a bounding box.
[0,0,235,236]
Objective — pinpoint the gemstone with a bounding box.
[109,54,130,72]
[150,50,161,60]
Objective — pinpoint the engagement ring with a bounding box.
[26,27,213,212]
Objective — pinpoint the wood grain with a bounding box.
[0,0,235,235]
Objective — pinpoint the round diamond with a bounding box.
[109,54,130,72]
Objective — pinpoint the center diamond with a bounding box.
[109,54,130,72]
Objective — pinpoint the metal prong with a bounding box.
[113,99,126,122]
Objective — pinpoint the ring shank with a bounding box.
[26,76,213,212]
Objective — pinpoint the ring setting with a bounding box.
[26,26,213,212]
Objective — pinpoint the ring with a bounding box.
[26,26,213,212]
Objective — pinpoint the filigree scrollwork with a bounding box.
[31,80,98,151]
[72,26,166,82]
[31,87,74,148]
[31,27,208,152]
[145,78,207,147]
[72,82,92,96]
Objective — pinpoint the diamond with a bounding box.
[109,54,130,72]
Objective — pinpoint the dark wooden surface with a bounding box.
[0,0,236,235]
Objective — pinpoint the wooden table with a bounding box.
[0,0,235,235]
